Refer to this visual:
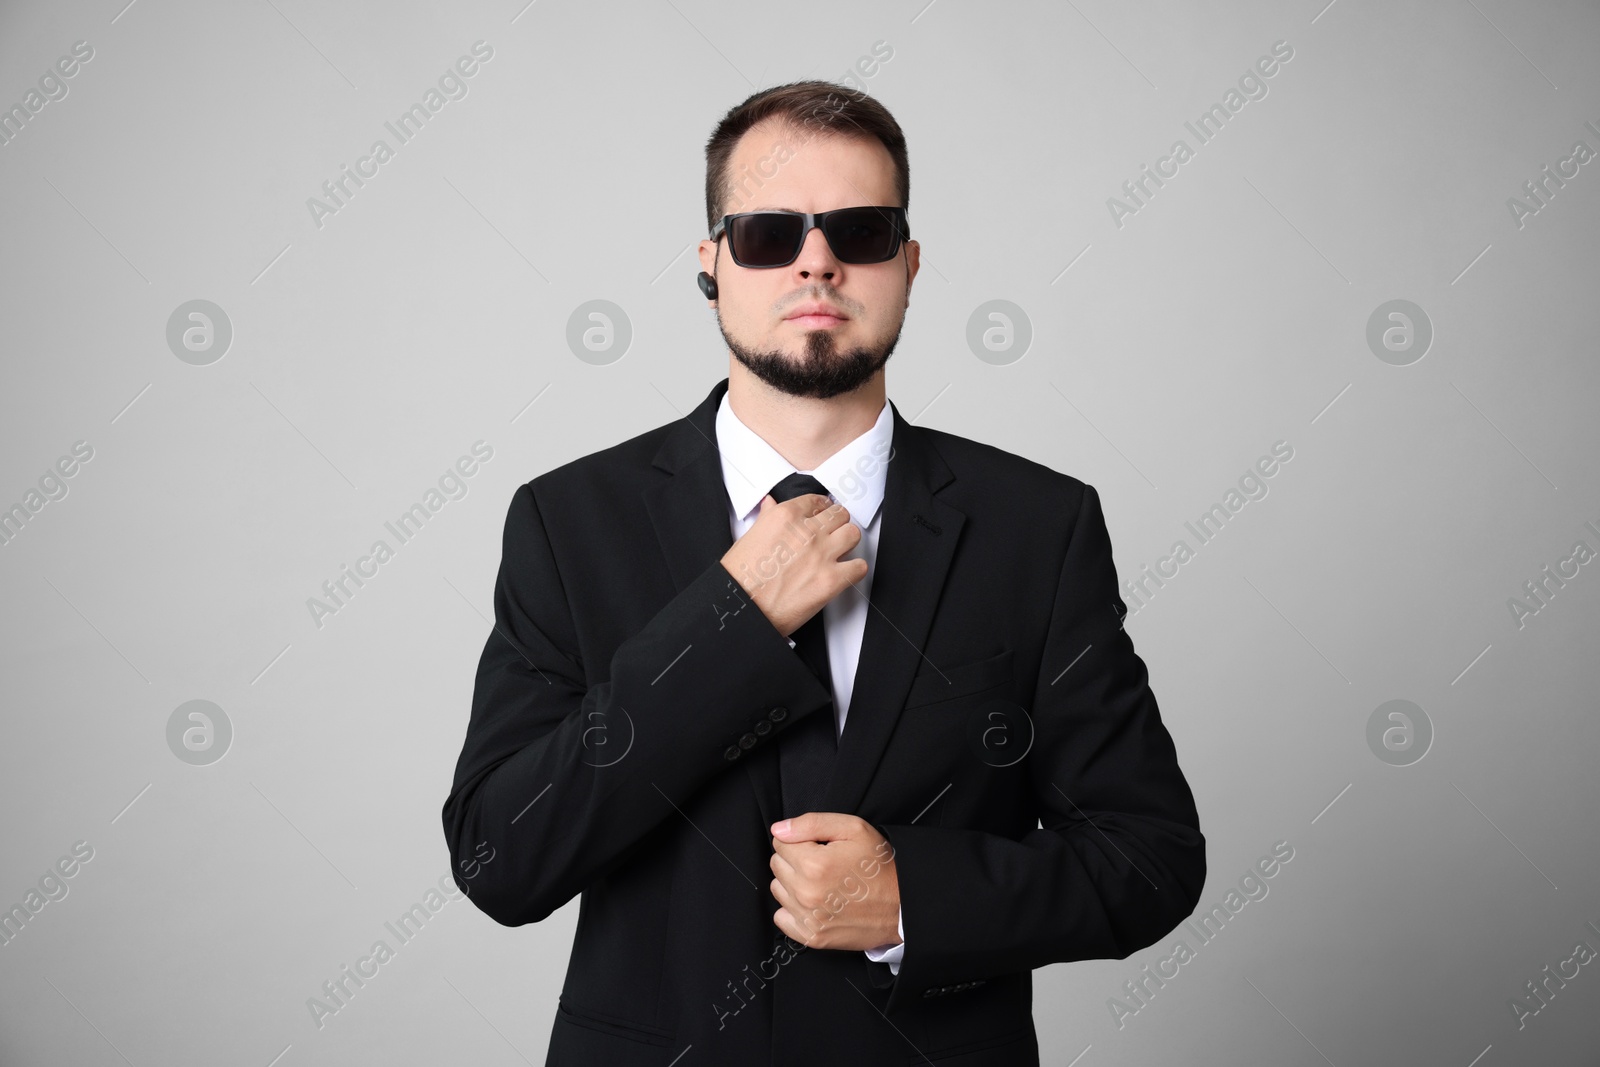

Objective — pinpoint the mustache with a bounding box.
[777,289,860,316]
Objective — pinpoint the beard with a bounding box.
[721,313,901,400]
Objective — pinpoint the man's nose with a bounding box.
[792,224,840,281]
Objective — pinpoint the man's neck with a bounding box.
[726,360,886,473]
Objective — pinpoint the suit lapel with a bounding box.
[642,378,966,826]
[823,402,963,817]
[643,379,736,595]
[643,379,785,829]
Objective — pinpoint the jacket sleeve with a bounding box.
[873,481,1206,994]
[441,481,831,926]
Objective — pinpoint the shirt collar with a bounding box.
[715,390,894,527]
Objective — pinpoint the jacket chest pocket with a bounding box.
[903,648,1013,709]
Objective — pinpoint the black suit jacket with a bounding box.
[442,377,1205,1066]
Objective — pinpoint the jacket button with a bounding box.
[739,733,758,749]
[768,706,788,722]
[753,720,772,736]
[724,745,742,761]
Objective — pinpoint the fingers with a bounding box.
[769,847,797,879]
[761,491,827,515]
[801,493,839,520]
[814,500,855,534]
[767,496,855,544]
[773,492,839,519]
[821,519,864,570]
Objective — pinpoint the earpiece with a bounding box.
[697,271,718,301]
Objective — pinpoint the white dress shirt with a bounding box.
[715,390,905,975]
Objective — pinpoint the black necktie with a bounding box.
[768,472,838,819]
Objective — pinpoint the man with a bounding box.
[442,80,1205,1066]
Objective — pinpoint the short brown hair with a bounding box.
[703,79,910,234]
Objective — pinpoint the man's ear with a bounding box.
[902,239,920,308]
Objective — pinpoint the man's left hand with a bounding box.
[769,813,900,951]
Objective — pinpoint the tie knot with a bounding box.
[769,472,830,504]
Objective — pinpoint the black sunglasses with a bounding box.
[710,206,910,268]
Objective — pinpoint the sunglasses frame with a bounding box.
[710,206,911,268]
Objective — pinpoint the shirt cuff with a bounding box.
[862,906,904,975]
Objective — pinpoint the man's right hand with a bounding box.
[721,493,868,638]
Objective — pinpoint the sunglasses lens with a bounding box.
[825,208,902,263]
[725,209,904,266]
[727,213,805,267]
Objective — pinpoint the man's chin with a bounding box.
[730,347,891,400]
[719,312,901,399]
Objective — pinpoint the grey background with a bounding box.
[2,0,1597,1063]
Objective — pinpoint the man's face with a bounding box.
[698,119,920,399]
